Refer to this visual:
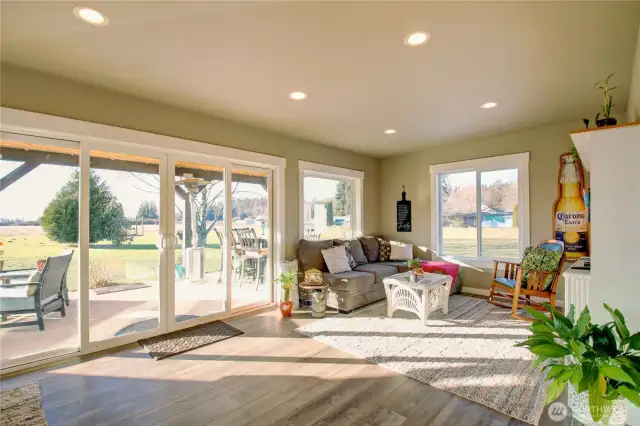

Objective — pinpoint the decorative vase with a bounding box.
[596,117,617,128]
[279,300,293,317]
[412,267,424,279]
[568,384,628,425]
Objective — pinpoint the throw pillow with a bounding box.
[390,241,413,261]
[358,236,380,263]
[336,243,358,269]
[520,246,563,290]
[334,238,368,265]
[297,239,334,272]
[378,238,391,261]
[321,245,352,274]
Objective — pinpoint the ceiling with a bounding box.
[2,2,639,157]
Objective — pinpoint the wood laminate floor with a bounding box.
[1,305,576,426]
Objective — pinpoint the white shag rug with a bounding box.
[296,295,548,425]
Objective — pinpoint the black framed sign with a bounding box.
[397,186,411,232]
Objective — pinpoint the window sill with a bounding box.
[432,255,520,270]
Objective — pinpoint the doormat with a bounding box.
[92,283,151,295]
[0,382,47,426]
[138,320,244,360]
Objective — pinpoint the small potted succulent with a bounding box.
[516,303,639,425]
[275,270,296,317]
[407,258,424,279]
[594,73,618,128]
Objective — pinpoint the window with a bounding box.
[299,161,363,241]
[430,153,529,264]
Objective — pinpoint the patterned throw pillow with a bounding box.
[378,238,391,261]
[520,246,563,290]
[321,245,352,274]
[336,243,358,269]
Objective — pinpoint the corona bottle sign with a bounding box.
[552,153,588,259]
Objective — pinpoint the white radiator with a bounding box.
[562,257,591,314]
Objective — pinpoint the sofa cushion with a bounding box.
[358,236,380,263]
[378,238,391,261]
[323,271,375,292]
[321,246,352,274]
[378,261,408,269]
[354,263,398,284]
[297,239,334,272]
[334,238,368,265]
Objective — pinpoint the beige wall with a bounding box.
[380,121,579,299]
[0,63,380,259]
[628,24,640,123]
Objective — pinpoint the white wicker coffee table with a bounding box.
[383,271,452,325]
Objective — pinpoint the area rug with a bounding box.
[0,382,47,426]
[296,295,547,425]
[138,320,243,360]
[92,283,150,295]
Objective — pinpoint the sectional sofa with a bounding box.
[297,237,461,313]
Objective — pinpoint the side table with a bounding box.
[299,283,329,318]
[383,271,452,325]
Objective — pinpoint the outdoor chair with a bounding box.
[235,227,268,290]
[214,228,242,284]
[0,251,74,331]
[489,240,565,321]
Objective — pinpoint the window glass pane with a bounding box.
[481,169,519,258]
[0,141,79,368]
[303,176,352,240]
[174,162,226,322]
[88,151,161,341]
[441,171,477,257]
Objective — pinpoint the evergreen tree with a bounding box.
[333,181,352,216]
[136,200,159,219]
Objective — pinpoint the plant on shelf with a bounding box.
[516,303,640,425]
[407,258,424,277]
[594,73,618,128]
[275,270,296,317]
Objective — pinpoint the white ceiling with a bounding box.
[2,2,639,157]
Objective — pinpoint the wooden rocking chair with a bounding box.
[488,240,566,321]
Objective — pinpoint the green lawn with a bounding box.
[0,225,222,291]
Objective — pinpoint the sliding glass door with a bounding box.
[0,136,274,371]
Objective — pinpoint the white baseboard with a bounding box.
[461,286,565,307]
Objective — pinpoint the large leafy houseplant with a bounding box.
[516,303,640,423]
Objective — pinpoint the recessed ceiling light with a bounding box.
[73,6,108,26]
[404,31,430,47]
[289,91,307,100]
[480,102,498,109]
[384,129,397,135]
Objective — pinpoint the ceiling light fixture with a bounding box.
[73,6,108,26]
[480,102,498,109]
[289,91,307,100]
[404,31,430,47]
[384,129,397,135]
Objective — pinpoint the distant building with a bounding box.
[457,207,514,228]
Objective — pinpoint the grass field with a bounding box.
[442,226,519,258]
[0,225,224,291]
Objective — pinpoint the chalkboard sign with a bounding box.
[397,186,411,232]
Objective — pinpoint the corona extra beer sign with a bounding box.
[552,153,588,259]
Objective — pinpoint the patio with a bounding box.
[0,272,270,367]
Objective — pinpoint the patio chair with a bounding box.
[236,227,268,290]
[214,228,241,284]
[0,251,74,331]
[488,240,565,321]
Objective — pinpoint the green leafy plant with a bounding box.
[594,73,617,124]
[407,258,422,269]
[275,270,296,302]
[516,303,640,423]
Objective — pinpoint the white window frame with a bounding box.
[298,161,364,240]
[430,153,530,267]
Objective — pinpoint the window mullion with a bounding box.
[476,171,482,259]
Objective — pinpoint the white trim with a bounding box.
[430,152,530,263]
[0,107,286,169]
[461,286,565,307]
[298,160,364,180]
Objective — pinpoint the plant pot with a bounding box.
[596,117,617,128]
[279,301,293,317]
[568,384,628,425]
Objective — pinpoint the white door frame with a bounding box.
[0,107,286,375]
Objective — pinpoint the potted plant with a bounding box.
[275,270,296,317]
[407,258,424,278]
[516,303,639,425]
[594,73,618,128]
